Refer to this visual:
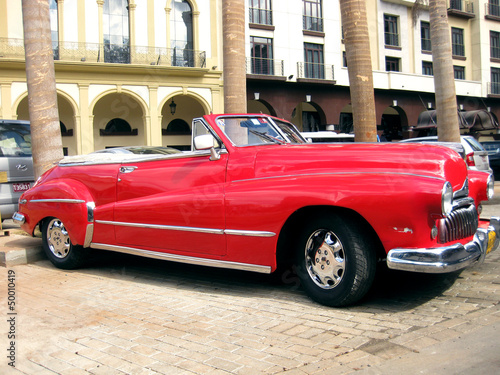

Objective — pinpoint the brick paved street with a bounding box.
[2,242,499,374]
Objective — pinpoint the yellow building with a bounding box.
[0,0,223,155]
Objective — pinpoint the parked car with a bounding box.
[480,140,500,171]
[0,120,34,221]
[13,114,499,307]
[301,131,355,143]
[92,146,182,155]
[401,135,493,174]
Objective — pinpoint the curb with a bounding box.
[0,233,44,267]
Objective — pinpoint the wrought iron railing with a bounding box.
[249,7,272,25]
[448,0,474,14]
[486,2,500,17]
[297,62,334,81]
[246,57,284,76]
[0,38,206,68]
[385,32,400,47]
[489,82,500,95]
[303,15,323,32]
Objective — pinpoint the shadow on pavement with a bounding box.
[32,249,463,312]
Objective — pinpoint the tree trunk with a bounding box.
[429,0,460,142]
[339,0,378,142]
[22,0,64,179]
[222,0,246,114]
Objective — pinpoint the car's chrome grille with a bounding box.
[438,203,478,244]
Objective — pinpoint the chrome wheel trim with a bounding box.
[305,229,345,289]
[47,219,71,259]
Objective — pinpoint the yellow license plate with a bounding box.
[486,231,497,255]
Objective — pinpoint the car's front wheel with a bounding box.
[295,214,376,307]
[42,217,87,269]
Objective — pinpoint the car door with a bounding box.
[113,152,228,256]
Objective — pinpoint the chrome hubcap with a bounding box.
[47,219,71,259]
[305,229,345,289]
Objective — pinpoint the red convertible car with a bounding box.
[13,114,500,306]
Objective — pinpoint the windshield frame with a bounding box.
[213,115,307,147]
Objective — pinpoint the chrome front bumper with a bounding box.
[387,216,500,273]
[12,212,25,225]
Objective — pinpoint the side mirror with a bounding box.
[194,134,216,150]
[193,134,220,161]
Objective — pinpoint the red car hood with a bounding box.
[253,143,468,189]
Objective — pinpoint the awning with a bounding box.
[415,109,499,131]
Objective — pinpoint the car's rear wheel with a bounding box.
[295,214,376,307]
[42,217,86,269]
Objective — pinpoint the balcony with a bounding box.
[297,62,335,83]
[488,82,500,97]
[447,0,475,19]
[486,2,500,21]
[249,7,273,29]
[303,15,324,35]
[246,57,285,80]
[0,38,207,68]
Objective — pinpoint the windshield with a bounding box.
[215,116,306,146]
[0,123,32,157]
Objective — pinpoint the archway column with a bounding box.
[78,84,94,154]
[1,83,13,119]
[148,85,162,146]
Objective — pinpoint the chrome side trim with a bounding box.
[95,220,277,237]
[29,199,86,204]
[224,229,276,237]
[87,202,95,222]
[84,224,94,248]
[90,243,272,274]
[233,171,445,184]
[95,220,224,235]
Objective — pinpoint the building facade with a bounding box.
[246,0,500,140]
[0,0,223,155]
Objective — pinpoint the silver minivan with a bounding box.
[0,120,34,221]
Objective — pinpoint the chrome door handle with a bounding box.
[119,166,138,173]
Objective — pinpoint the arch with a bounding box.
[165,118,191,134]
[380,105,408,141]
[290,101,327,132]
[89,88,149,119]
[158,90,211,115]
[247,99,277,116]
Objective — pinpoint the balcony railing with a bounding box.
[0,38,206,68]
[249,7,272,25]
[303,15,323,32]
[489,82,500,95]
[385,32,400,47]
[297,62,334,81]
[448,0,475,17]
[486,2,500,18]
[246,57,284,76]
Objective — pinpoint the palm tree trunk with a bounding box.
[429,0,460,142]
[222,0,246,114]
[22,0,64,179]
[339,0,377,142]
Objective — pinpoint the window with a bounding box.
[492,68,500,94]
[386,57,400,72]
[421,21,431,52]
[303,0,323,32]
[384,14,399,47]
[49,0,59,60]
[454,66,465,80]
[250,37,274,75]
[343,51,347,68]
[489,0,500,17]
[422,61,433,76]
[304,43,324,79]
[249,0,272,25]
[103,0,130,64]
[449,0,462,11]
[171,0,194,67]
[452,28,465,57]
[491,31,500,59]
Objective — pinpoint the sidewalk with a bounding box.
[0,230,43,267]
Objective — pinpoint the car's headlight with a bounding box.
[487,174,495,200]
[441,181,453,217]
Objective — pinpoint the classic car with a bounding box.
[13,114,500,307]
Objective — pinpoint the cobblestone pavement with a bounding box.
[1,243,499,374]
